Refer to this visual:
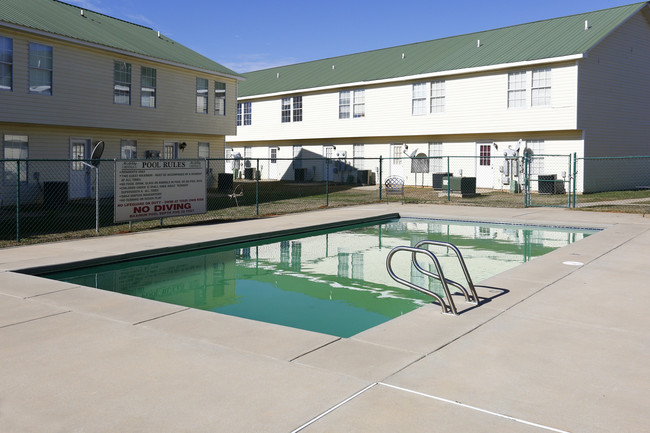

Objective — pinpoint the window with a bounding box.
[3,135,28,184]
[431,80,445,112]
[164,142,178,159]
[428,142,443,172]
[339,91,350,119]
[281,98,291,123]
[281,96,302,123]
[198,142,210,159]
[196,78,208,113]
[140,67,156,108]
[293,96,302,122]
[29,43,52,95]
[479,144,491,166]
[214,81,226,115]
[507,71,526,108]
[353,90,365,118]
[237,102,251,126]
[293,145,302,169]
[270,147,277,163]
[526,140,545,175]
[412,83,427,115]
[0,36,12,91]
[120,139,137,159]
[353,144,364,169]
[114,61,131,104]
[532,68,551,107]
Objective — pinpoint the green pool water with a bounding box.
[44,218,597,337]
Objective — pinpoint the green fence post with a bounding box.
[573,153,577,208]
[378,156,383,200]
[567,154,571,208]
[256,159,259,216]
[15,160,20,242]
[447,156,450,201]
[325,158,329,207]
[523,153,529,207]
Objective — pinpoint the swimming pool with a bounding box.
[44,218,597,337]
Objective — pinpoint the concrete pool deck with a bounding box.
[0,204,648,432]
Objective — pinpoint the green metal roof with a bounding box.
[239,2,648,97]
[0,0,242,78]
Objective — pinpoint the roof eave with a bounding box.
[238,53,585,100]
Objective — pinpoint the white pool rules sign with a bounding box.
[115,160,206,223]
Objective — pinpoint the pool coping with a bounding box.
[1,204,649,432]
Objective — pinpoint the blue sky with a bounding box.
[65,0,637,73]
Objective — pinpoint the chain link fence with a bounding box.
[1,155,649,245]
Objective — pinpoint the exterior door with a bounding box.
[225,147,233,174]
[476,142,494,188]
[323,145,335,181]
[390,144,404,177]
[269,147,278,180]
[69,138,92,199]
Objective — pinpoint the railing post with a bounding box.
[573,152,577,208]
[16,160,20,242]
[378,155,383,200]
[256,158,259,216]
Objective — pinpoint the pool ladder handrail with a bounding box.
[386,241,479,315]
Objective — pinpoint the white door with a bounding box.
[225,147,233,174]
[323,145,335,181]
[476,142,494,188]
[269,147,278,180]
[69,138,92,199]
[390,144,404,177]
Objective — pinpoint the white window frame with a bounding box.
[120,139,137,159]
[353,90,365,118]
[196,78,208,114]
[198,142,210,159]
[339,91,351,119]
[29,43,52,95]
[507,71,526,109]
[163,142,178,159]
[531,68,551,107]
[140,66,156,108]
[353,144,364,169]
[430,80,445,113]
[214,81,226,115]
[412,83,427,116]
[428,142,443,172]
[237,102,252,126]
[0,36,12,91]
[281,97,291,123]
[526,140,545,175]
[3,134,28,184]
[113,60,131,105]
[391,144,402,165]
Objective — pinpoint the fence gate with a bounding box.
[523,154,573,208]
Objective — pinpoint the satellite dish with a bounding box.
[515,139,523,152]
[90,141,104,167]
[523,147,534,158]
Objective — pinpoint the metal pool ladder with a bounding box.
[386,240,480,315]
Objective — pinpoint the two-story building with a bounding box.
[227,2,650,193]
[1,0,242,204]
